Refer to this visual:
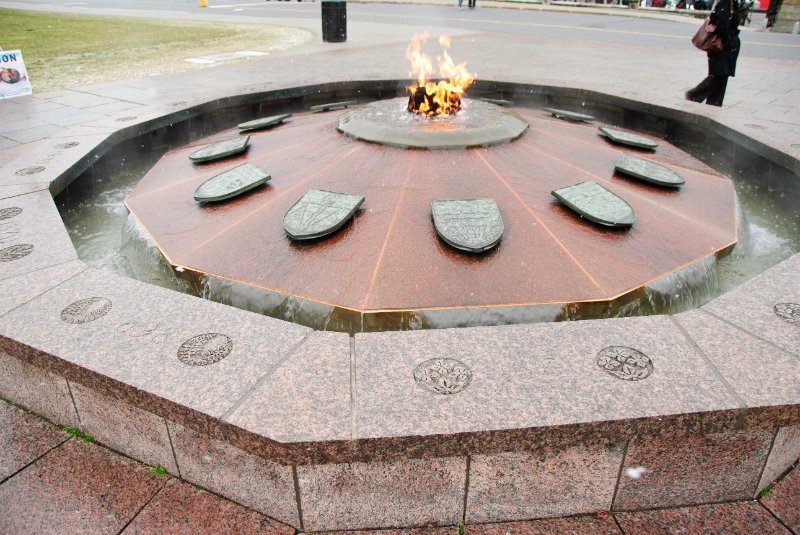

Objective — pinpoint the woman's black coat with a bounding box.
[708,0,741,76]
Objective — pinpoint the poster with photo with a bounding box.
[0,50,33,99]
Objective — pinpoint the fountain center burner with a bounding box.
[407,81,464,117]
[338,98,529,149]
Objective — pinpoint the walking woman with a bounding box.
[685,0,741,107]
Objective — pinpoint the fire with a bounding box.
[406,33,475,117]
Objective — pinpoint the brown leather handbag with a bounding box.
[691,2,726,53]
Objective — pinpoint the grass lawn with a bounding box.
[0,8,315,92]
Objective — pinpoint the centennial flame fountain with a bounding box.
[124,34,738,332]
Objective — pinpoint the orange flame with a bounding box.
[406,33,475,116]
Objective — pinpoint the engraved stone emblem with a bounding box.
[596,346,653,381]
[0,244,34,262]
[432,199,504,253]
[414,358,473,395]
[552,180,635,228]
[615,153,685,188]
[774,303,800,326]
[599,127,659,151]
[194,163,270,203]
[238,113,292,132]
[0,207,22,221]
[60,297,113,324]
[116,116,138,122]
[310,100,357,112]
[177,333,233,366]
[544,107,594,122]
[283,188,365,240]
[15,166,45,176]
[480,98,514,107]
[189,135,250,163]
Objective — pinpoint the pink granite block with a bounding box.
[0,400,67,481]
[614,429,775,510]
[297,456,467,531]
[758,425,800,493]
[761,464,800,532]
[0,438,167,535]
[674,310,800,420]
[70,381,178,474]
[224,331,352,451]
[467,515,622,534]
[122,478,295,535]
[0,350,79,426]
[702,253,800,359]
[0,190,78,282]
[167,422,300,528]
[466,443,625,523]
[354,316,740,460]
[616,501,791,534]
[0,268,311,430]
[338,529,456,535]
[0,260,86,316]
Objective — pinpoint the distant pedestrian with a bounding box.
[468,0,476,8]
[458,0,463,8]
[685,0,741,106]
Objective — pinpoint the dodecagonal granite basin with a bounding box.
[0,80,798,531]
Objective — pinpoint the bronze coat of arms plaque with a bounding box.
[431,198,504,253]
[283,188,365,240]
[552,180,635,228]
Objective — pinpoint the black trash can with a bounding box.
[321,0,347,42]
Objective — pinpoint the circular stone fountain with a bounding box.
[124,97,738,331]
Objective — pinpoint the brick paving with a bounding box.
[1,399,797,534]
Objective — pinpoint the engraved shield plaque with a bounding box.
[615,153,685,188]
[310,100,357,112]
[599,127,658,151]
[238,113,292,132]
[544,107,594,122]
[283,189,365,240]
[432,199,504,253]
[552,180,635,228]
[774,303,800,326]
[194,163,270,203]
[188,135,250,163]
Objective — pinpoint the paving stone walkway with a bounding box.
[1,399,797,534]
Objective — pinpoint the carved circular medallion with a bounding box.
[0,207,22,221]
[774,303,800,326]
[15,166,45,176]
[177,333,233,366]
[0,244,33,262]
[596,346,653,381]
[55,141,80,150]
[61,297,113,324]
[413,358,473,395]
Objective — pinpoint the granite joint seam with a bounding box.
[292,465,305,532]
[610,439,632,512]
[218,330,315,423]
[349,334,357,458]
[64,379,81,427]
[462,455,471,524]
[669,315,749,411]
[115,471,172,535]
[700,308,800,363]
[164,418,183,480]
[753,429,782,496]
[757,499,797,535]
